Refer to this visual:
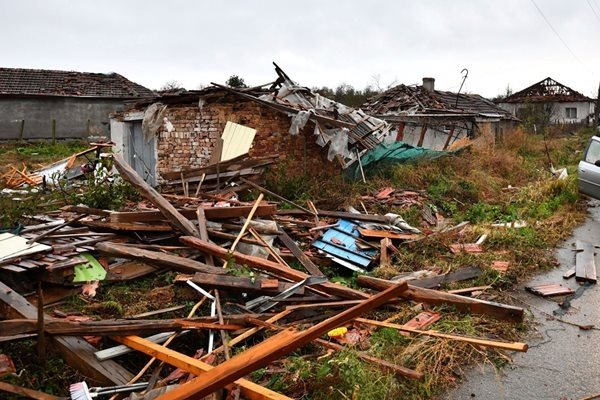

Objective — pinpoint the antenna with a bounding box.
[456,68,469,107]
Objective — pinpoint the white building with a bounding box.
[498,77,595,125]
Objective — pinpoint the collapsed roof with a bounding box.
[362,84,516,120]
[0,67,156,99]
[500,77,592,104]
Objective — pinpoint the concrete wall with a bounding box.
[498,101,595,124]
[0,97,127,140]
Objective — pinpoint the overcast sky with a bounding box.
[1,0,599,98]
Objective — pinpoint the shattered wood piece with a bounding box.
[447,286,492,295]
[356,275,524,322]
[358,229,420,241]
[380,238,390,267]
[182,272,305,295]
[1,318,246,337]
[129,305,186,319]
[261,279,279,289]
[491,261,510,273]
[154,282,409,400]
[449,243,484,254]
[375,187,395,199]
[180,236,368,300]
[525,283,575,297]
[0,381,63,400]
[95,331,184,361]
[0,280,133,385]
[355,318,528,352]
[314,338,422,379]
[226,193,265,256]
[278,231,324,276]
[106,261,160,281]
[399,311,441,336]
[112,154,200,237]
[240,177,315,215]
[96,242,227,276]
[563,268,576,280]
[575,241,597,284]
[82,219,173,232]
[276,209,389,224]
[112,335,292,400]
[402,265,483,289]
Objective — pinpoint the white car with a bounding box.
[579,136,600,199]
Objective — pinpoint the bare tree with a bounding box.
[159,80,184,91]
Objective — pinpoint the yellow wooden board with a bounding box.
[220,121,257,162]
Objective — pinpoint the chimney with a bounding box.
[422,77,435,92]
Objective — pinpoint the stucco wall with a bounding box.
[0,97,127,140]
[498,101,595,124]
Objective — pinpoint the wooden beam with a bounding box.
[96,242,227,276]
[0,280,132,385]
[183,272,304,295]
[112,153,200,237]
[111,335,291,400]
[357,229,421,241]
[278,231,324,276]
[0,381,63,400]
[155,282,409,400]
[276,209,389,223]
[313,338,422,379]
[106,204,277,223]
[356,275,524,322]
[0,318,244,336]
[239,178,315,215]
[355,318,528,352]
[180,236,368,300]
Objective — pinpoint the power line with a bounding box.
[586,0,600,24]
[529,0,591,73]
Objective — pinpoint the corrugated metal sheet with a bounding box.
[220,121,257,162]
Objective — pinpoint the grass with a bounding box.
[0,140,89,167]
[0,128,593,399]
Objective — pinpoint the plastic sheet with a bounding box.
[289,110,312,135]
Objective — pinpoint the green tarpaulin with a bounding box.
[73,252,107,282]
[348,141,448,180]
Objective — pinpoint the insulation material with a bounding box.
[289,110,312,135]
[142,103,168,139]
[327,128,353,161]
[220,121,257,162]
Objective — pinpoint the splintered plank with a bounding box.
[0,280,132,385]
[112,154,200,237]
[356,275,524,322]
[449,243,484,254]
[575,241,597,284]
[153,282,410,400]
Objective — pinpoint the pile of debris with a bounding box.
[0,154,529,399]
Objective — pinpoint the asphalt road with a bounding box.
[445,202,600,400]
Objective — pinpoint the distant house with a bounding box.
[497,77,595,125]
[0,67,156,140]
[362,78,518,151]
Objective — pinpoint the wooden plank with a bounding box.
[575,241,597,283]
[0,280,132,385]
[278,231,324,276]
[355,318,528,352]
[111,335,292,400]
[112,153,200,237]
[155,282,409,400]
[107,204,277,223]
[447,285,492,295]
[96,242,228,276]
[180,236,369,300]
[95,331,179,361]
[0,318,244,336]
[404,265,483,289]
[314,338,421,379]
[358,229,421,241]
[106,261,159,281]
[0,381,63,400]
[277,209,389,223]
[184,272,303,295]
[356,275,524,322]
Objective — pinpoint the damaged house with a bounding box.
[0,67,156,140]
[110,64,394,186]
[497,77,595,125]
[362,78,519,150]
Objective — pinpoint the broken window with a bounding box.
[565,107,577,119]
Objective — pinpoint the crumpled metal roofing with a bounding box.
[362,84,516,120]
[500,77,592,104]
[0,67,156,98]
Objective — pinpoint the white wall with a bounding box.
[498,101,595,124]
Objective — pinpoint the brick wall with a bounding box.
[156,97,336,179]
